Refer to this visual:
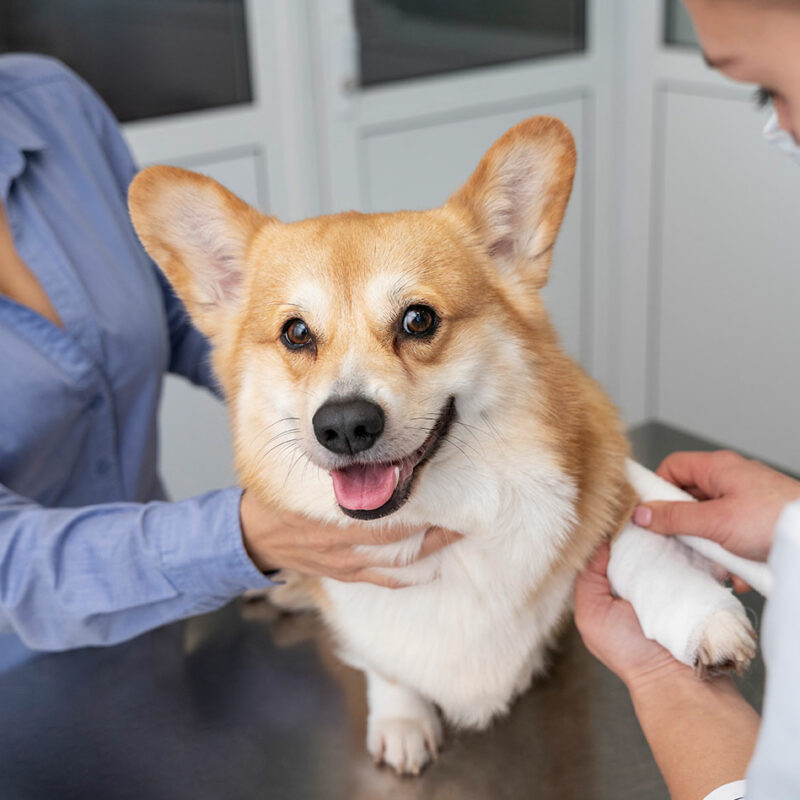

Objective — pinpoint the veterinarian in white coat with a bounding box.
[575,2,800,799]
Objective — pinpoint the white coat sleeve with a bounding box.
[746,501,800,799]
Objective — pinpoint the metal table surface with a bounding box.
[0,422,766,800]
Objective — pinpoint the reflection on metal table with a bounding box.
[0,422,766,800]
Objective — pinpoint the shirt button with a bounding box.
[90,394,105,410]
[96,459,111,476]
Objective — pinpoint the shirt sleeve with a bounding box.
[61,62,220,394]
[0,482,274,651]
[702,780,746,800]
[153,267,221,395]
[746,501,800,799]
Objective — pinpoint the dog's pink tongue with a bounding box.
[331,463,397,510]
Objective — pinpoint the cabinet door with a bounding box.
[616,0,800,473]
[361,99,586,360]
[654,90,800,473]
[153,152,266,501]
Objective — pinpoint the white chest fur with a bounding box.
[320,462,578,728]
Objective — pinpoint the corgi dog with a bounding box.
[130,117,757,775]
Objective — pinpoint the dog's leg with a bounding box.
[608,522,756,676]
[243,570,317,613]
[511,644,548,699]
[365,670,443,776]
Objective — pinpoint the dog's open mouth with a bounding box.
[330,398,456,520]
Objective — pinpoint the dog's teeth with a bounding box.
[393,466,400,489]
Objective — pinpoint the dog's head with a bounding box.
[129,117,576,522]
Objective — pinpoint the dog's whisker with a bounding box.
[449,432,481,458]
[261,416,300,433]
[299,455,315,485]
[453,419,493,444]
[454,428,487,457]
[480,413,503,441]
[445,438,476,467]
[262,429,301,447]
[252,433,300,463]
[258,443,303,477]
[259,438,302,461]
[282,449,309,489]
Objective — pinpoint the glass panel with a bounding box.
[0,0,252,123]
[664,0,700,47]
[355,0,587,87]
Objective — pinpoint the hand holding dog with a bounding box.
[240,489,459,588]
[576,543,760,800]
[632,450,800,562]
[574,452,776,800]
[574,542,682,689]
[576,449,799,680]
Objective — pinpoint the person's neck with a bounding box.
[0,199,64,327]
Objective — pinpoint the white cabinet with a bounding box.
[310,0,617,372]
[125,143,262,501]
[114,0,800,497]
[356,97,586,360]
[615,0,800,473]
[119,2,294,500]
[178,150,266,211]
[655,90,800,471]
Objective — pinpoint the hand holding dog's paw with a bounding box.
[367,712,443,776]
[693,607,757,678]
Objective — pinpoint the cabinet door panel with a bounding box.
[656,90,800,472]
[156,150,265,500]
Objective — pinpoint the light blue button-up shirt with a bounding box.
[0,54,272,669]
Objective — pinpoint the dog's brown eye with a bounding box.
[402,305,438,338]
[281,318,313,349]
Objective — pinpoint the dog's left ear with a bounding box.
[129,165,267,338]
[446,116,576,290]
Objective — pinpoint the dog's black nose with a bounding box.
[312,398,384,455]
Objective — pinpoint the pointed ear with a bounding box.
[446,116,576,290]
[128,165,266,337]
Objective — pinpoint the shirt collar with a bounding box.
[0,113,46,199]
[0,109,46,154]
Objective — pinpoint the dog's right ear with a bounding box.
[129,166,266,338]
[445,116,576,292]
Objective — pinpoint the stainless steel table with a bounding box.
[0,422,766,800]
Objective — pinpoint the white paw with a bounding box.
[692,607,757,678]
[245,571,316,613]
[242,587,272,602]
[367,712,443,776]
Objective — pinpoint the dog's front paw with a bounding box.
[246,570,317,613]
[693,607,757,678]
[367,712,443,776]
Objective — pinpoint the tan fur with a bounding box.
[129,116,637,765]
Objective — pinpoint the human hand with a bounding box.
[574,542,688,689]
[239,489,460,588]
[575,544,761,800]
[632,450,800,562]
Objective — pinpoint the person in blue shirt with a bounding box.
[0,53,452,670]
